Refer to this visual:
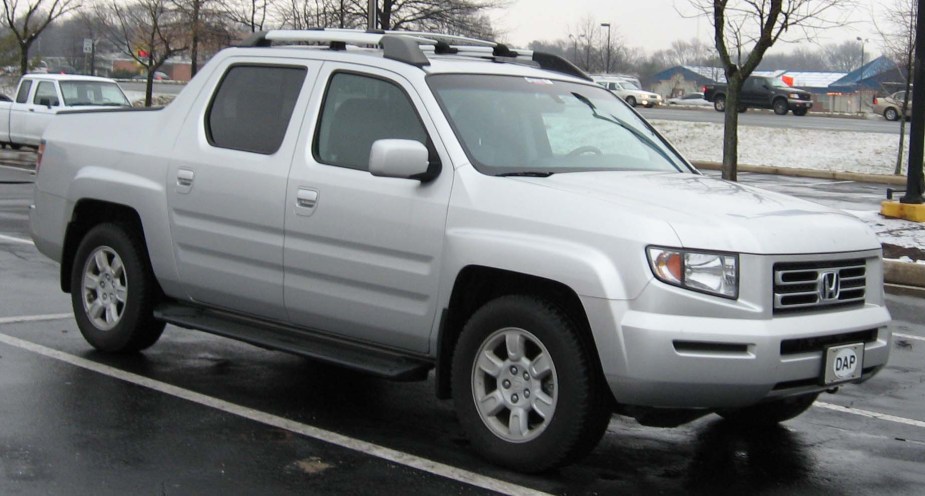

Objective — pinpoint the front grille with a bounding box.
[773,259,866,314]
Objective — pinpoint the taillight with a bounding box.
[36,140,45,173]
[701,85,707,93]
[873,97,878,104]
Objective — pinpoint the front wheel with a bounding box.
[773,98,789,115]
[71,223,165,352]
[625,96,637,107]
[713,95,726,112]
[717,393,818,427]
[451,295,611,472]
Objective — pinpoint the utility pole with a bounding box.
[367,0,376,30]
[601,23,611,74]
[856,36,868,113]
[901,0,925,204]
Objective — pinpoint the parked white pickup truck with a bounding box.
[30,30,891,472]
[0,74,130,148]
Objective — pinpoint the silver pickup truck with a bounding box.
[30,30,891,472]
[0,74,130,148]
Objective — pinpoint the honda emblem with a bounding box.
[819,271,840,301]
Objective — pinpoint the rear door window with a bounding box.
[206,65,307,155]
[15,80,32,103]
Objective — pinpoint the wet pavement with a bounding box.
[2,171,924,495]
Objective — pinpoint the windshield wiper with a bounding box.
[570,92,682,169]
[495,171,555,177]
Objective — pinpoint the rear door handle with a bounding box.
[176,169,195,193]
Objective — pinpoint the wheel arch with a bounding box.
[61,200,146,293]
[434,266,604,400]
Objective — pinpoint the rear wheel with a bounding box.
[717,393,818,426]
[773,98,789,115]
[71,223,165,352]
[626,96,637,107]
[713,95,726,112]
[737,105,747,113]
[884,108,899,121]
[451,295,611,472]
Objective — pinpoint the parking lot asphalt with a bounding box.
[2,172,925,494]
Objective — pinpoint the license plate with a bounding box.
[822,343,864,385]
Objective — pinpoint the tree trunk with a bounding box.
[379,0,392,30]
[191,0,201,77]
[721,76,743,182]
[19,41,31,76]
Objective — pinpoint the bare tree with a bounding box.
[875,0,915,175]
[173,0,231,76]
[372,0,504,37]
[688,0,849,181]
[223,0,271,32]
[99,0,188,106]
[824,40,864,72]
[2,0,79,75]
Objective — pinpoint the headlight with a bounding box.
[647,247,739,299]
[788,93,801,99]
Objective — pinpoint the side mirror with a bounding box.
[369,139,436,181]
[38,98,52,108]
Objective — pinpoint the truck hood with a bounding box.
[512,171,880,255]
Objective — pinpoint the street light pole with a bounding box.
[569,34,577,66]
[367,0,376,30]
[855,37,868,113]
[601,23,611,74]
[901,0,925,204]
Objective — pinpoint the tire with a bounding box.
[644,103,654,109]
[626,96,637,107]
[713,95,726,112]
[884,108,899,121]
[451,295,611,473]
[10,143,21,150]
[793,108,808,116]
[737,105,747,113]
[773,98,789,115]
[717,393,818,427]
[70,223,165,352]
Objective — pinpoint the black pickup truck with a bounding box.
[703,76,813,116]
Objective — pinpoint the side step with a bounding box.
[154,303,433,381]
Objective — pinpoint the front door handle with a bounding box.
[296,188,318,208]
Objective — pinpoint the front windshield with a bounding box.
[428,74,688,176]
[768,78,790,88]
[60,81,130,107]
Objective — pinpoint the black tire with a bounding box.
[70,223,165,352]
[737,105,747,113]
[793,108,808,116]
[773,98,789,115]
[10,143,21,150]
[626,96,637,107]
[713,95,726,112]
[717,393,818,427]
[451,295,611,473]
[884,108,899,121]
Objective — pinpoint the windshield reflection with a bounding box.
[428,74,689,176]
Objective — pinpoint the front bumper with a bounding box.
[788,99,813,110]
[582,260,890,409]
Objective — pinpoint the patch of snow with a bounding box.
[651,119,911,175]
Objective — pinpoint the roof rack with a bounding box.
[236,28,592,81]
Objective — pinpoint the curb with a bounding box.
[692,161,908,186]
[884,259,925,288]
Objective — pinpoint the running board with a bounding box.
[154,303,432,381]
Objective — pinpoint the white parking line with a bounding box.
[894,332,925,343]
[815,402,925,429]
[0,233,34,245]
[0,331,551,496]
[0,313,72,325]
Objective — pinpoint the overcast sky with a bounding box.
[489,0,886,57]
